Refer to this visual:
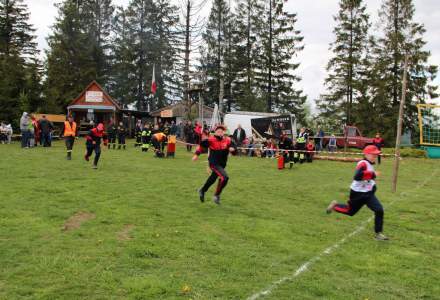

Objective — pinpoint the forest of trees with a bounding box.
[0,0,437,141]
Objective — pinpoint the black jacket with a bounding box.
[233,128,246,144]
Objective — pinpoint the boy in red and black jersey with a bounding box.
[192,125,236,205]
[326,145,389,241]
[84,123,108,169]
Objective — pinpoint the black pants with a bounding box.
[118,135,126,148]
[108,134,116,148]
[202,164,229,196]
[334,189,384,233]
[86,143,101,166]
[283,151,294,165]
[65,136,75,153]
[41,132,51,147]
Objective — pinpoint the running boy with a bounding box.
[84,123,108,169]
[326,145,389,241]
[192,125,236,205]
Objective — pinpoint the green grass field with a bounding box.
[0,140,439,300]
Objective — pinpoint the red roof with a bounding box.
[69,81,121,110]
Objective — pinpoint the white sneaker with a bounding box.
[326,200,337,214]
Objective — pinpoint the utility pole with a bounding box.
[268,0,273,112]
[184,0,191,118]
[392,53,409,193]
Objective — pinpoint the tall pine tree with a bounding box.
[317,0,370,127]
[260,0,306,121]
[202,0,232,108]
[233,0,266,111]
[0,0,41,123]
[44,0,109,112]
[370,0,438,142]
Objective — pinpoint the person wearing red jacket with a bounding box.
[192,125,236,205]
[305,140,315,163]
[194,121,202,145]
[326,145,388,241]
[84,123,108,169]
[372,133,385,164]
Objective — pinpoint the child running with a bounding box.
[84,123,108,169]
[192,125,236,205]
[326,145,389,241]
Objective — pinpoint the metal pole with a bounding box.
[392,54,409,193]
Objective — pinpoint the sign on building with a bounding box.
[160,109,173,118]
[85,91,104,103]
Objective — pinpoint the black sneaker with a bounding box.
[198,189,205,203]
[213,195,220,205]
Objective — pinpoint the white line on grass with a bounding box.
[247,168,439,300]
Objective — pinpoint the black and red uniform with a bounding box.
[195,135,236,198]
[279,135,294,168]
[85,126,108,167]
[333,159,384,233]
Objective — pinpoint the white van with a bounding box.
[223,111,280,136]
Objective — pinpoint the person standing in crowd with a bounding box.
[141,123,152,152]
[306,140,315,163]
[117,121,127,150]
[194,121,202,145]
[28,116,35,148]
[170,121,178,136]
[60,115,77,160]
[294,127,308,163]
[1,122,13,144]
[193,125,236,205]
[279,134,295,168]
[38,115,53,147]
[163,122,170,136]
[328,134,337,152]
[315,126,324,152]
[134,120,142,147]
[326,145,388,241]
[177,122,183,139]
[84,123,108,169]
[0,122,7,144]
[247,135,256,157]
[107,119,117,149]
[184,121,194,151]
[31,115,40,147]
[232,124,246,155]
[373,133,385,164]
[20,112,30,148]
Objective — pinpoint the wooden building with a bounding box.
[149,102,218,125]
[67,81,122,127]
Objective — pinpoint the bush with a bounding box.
[381,147,427,158]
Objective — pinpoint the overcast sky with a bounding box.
[25,0,440,107]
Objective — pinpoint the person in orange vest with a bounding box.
[60,115,78,160]
[151,131,167,157]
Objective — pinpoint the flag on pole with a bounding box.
[151,64,157,95]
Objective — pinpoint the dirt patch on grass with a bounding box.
[62,211,96,232]
[117,224,135,241]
